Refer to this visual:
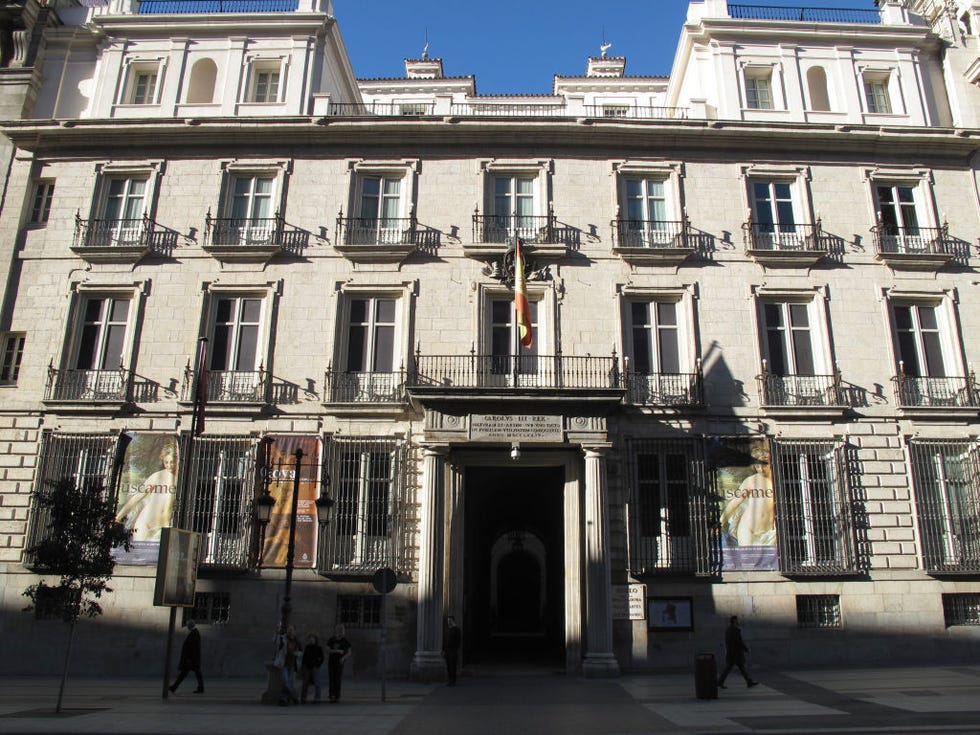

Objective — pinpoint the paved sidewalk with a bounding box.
[2,665,980,734]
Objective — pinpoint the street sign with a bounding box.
[372,566,397,594]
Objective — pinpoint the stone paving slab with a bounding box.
[1,666,980,735]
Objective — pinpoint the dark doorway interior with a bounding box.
[463,465,565,666]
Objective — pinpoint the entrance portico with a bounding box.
[409,407,620,679]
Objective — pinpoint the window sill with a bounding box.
[333,242,416,265]
[71,243,151,264]
[41,397,130,414]
[462,242,567,261]
[761,403,849,420]
[613,245,694,267]
[874,251,954,272]
[202,242,282,264]
[320,399,410,418]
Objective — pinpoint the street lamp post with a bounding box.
[257,442,333,704]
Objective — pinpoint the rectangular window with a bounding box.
[207,296,263,402]
[749,180,804,249]
[489,297,538,381]
[355,177,404,245]
[30,180,54,225]
[627,438,706,574]
[24,433,117,569]
[320,436,407,573]
[492,175,536,240]
[875,184,927,253]
[1,332,25,384]
[629,300,680,375]
[183,591,231,625]
[346,297,396,373]
[892,303,945,378]
[75,297,130,372]
[96,177,148,246]
[864,76,892,114]
[131,70,158,105]
[762,302,814,377]
[337,595,382,627]
[772,440,855,574]
[943,593,980,626]
[223,175,276,245]
[182,436,256,568]
[602,105,629,118]
[745,74,773,110]
[909,440,980,573]
[250,67,280,103]
[796,594,842,628]
[621,178,672,247]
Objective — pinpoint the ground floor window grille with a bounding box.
[772,440,855,575]
[909,440,980,573]
[183,591,231,625]
[318,436,410,574]
[337,594,382,628]
[796,594,841,628]
[626,438,711,575]
[942,593,980,627]
[24,432,118,570]
[178,435,257,569]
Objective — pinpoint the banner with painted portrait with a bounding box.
[260,435,321,569]
[113,434,179,565]
[708,437,777,571]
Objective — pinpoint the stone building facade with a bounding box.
[0,0,978,678]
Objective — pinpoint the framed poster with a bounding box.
[648,597,694,631]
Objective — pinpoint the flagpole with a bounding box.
[189,337,208,438]
[512,239,520,386]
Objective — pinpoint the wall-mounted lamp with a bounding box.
[510,443,521,462]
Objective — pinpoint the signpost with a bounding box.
[154,528,201,700]
[372,567,397,702]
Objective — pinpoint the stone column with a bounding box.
[582,446,620,677]
[410,444,449,680]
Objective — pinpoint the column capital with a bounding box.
[582,444,612,459]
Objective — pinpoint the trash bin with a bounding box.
[694,653,718,700]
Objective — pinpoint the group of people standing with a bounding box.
[275,623,351,705]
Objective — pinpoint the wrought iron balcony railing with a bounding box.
[204,213,305,250]
[759,371,844,407]
[323,369,407,403]
[584,105,689,120]
[336,216,417,246]
[326,102,436,116]
[182,365,269,403]
[612,219,692,250]
[871,223,953,257]
[728,4,881,23]
[138,0,299,13]
[411,353,621,391]
[893,371,978,408]
[743,221,829,252]
[45,365,129,402]
[624,369,703,407]
[472,214,558,245]
[73,215,170,251]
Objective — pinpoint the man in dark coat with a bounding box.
[169,619,204,694]
[442,616,462,686]
[717,615,758,689]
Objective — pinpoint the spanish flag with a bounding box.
[514,238,533,348]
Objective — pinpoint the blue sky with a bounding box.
[336,0,881,95]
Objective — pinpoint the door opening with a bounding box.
[463,465,565,666]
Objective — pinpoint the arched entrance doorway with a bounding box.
[463,465,565,666]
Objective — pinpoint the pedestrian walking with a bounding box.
[169,619,204,694]
[717,615,758,689]
[274,624,301,705]
[326,624,352,703]
[300,633,324,703]
[442,615,461,686]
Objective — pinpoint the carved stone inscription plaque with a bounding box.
[469,414,563,443]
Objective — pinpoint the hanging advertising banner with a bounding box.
[708,437,778,571]
[154,528,201,607]
[113,434,179,566]
[260,435,321,569]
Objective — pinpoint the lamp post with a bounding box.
[256,441,333,704]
